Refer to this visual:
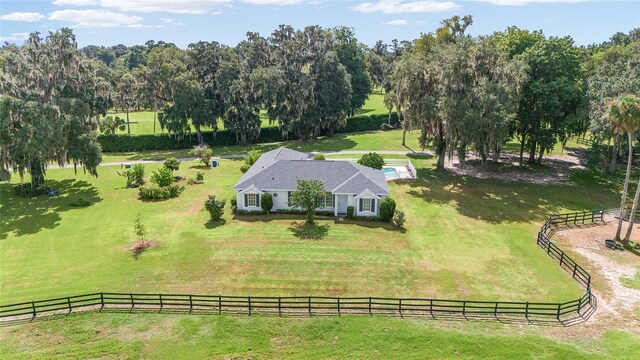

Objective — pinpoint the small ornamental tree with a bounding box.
[133,214,147,246]
[261,193,274,212]
[393,210,406,228]
[150,166,174,187]
[163,157,181,171]
[204,195,226,221]
[289,179,326,224]
[312,154,326,160]
[358,152,385,169]
[379,197,396,222]
[190,145,213,168]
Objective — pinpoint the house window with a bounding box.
[360,198,374,212]
[246,193,258,207]
[322,192,333,208]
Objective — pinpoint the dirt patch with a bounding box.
[548,218,640,338]
[445,152,585,185]
[124,240,160,259]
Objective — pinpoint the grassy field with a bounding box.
[108,92,389,135]
[101,127,586,163]
[1,158,616,304]
[1,313,638,359]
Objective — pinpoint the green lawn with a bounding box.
[0,158,616,304]
[1,313,637,359]
[108,92,389,135]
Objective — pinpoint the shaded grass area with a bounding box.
[0,312,638,359]
[108,93,388,135]
[1,158,616,304]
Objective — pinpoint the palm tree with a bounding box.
[624,177,640,242]
[607,94,640,240]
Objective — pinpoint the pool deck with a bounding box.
[383,165,415,181]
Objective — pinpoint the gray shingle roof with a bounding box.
[233,147,389,195]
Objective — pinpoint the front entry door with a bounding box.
[337,195,348,214]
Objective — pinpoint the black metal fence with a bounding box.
[0,210,601,324]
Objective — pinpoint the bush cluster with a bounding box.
[275,209,335,217]
[379,197,396,222]
[14,183,49,197]
[261,193,273,212]
[163,157,181,171]
[122,164,145,187]
[98,113,400,152]
[138,184,184,200]
[235,209,268,215]
[358,152,385,169]
[150,166,175,187]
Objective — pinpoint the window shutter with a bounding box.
[256,194,260,207]
[359,198,363,212]
[244,194,248,207]
[372,199,376,212]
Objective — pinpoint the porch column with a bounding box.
[334,194,338,216]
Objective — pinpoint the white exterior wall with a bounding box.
[268,191,289,211]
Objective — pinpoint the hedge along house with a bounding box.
[233,148,390,216]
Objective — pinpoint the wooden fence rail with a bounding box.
[0,210,601,324]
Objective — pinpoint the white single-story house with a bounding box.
[233,148,390,216]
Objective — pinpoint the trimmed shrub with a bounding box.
[379,197,396,222]
[196,172,204,181]
[241,150,261,173]
[163,157,181,171]
[98,112,401,152]
[204,195,226,221]
[122,164,145,187]
[261,193,274,212]
[393,210,406,228]
[312,154,325,160]
[275,209,334,217]
[150,166,174,187]
[358,152,385,169]
[236,209,268,216]
[230,198,238,213]
[346,206,355,219]
[138,184,184,200]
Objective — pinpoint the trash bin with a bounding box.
[212,160,218,167]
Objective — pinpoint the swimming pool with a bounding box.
[383,167,399,180]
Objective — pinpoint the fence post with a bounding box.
[577,296,582,316]
[159,294,163,310]
[308,297,312,316]
[100,293,104,310]
[462,301,466,317]
[572,263,578,278]
[429,299,434,318]
[130,293,134,309]
[525,301,529,319]
[494,302,498,317]
[368,297,372,316]
[337,297,341,316]
[248,296,252,316]
[218,295,221,315]
[189,294,193,313]
[399,299,402,317]
[31,301,36,318]
[559,252,565,267]
[278,297,282,317]
[600,210,604,222]
[556,303,561,321]
[67,297,72,313]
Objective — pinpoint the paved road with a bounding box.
[41,150,433,170]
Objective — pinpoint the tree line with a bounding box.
[1,18,638,189]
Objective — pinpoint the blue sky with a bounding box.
[1,1,638,48]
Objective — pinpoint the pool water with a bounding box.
[383,167,399,180]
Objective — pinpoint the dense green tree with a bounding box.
[332,27,372,115]
[0,29,103,188]
[289,179,326,224]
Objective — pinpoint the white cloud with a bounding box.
[0,32,31,42]
[52,0,98,5]
[161,17,185,25]
[477,0,585,5]
[0,12,45,22]
[243,0,301,4]
[353,1,459,13]
[93,0,231,14]
[384,19,408,25]
[48,9,145,28]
